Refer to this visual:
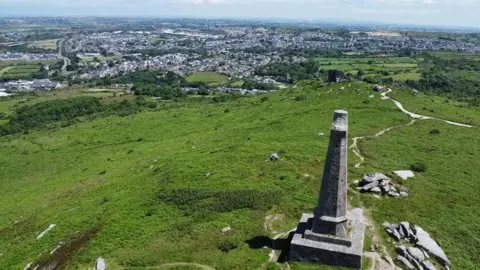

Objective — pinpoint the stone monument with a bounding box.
[290,110,366,269]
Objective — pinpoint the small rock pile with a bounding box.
[356,173,409,197]
[384,221,451,270]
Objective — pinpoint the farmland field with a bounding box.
[28,39,59,50]
[186,72,230,84]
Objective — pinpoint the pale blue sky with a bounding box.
[0,0,479,28]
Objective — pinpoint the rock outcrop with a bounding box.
[357,172,409,198]
[384,221,451,269]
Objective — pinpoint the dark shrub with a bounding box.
[217,240,238,253]
[410,162,427,172]
[429,129,440,135]
[295,95,307,101]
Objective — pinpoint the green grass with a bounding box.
[314,57,419,78]
[390,90,480,126]
[230,80,244,87]
[186,72,230,84]
[358,120,480,269]
[28,39,59,50]
[0,81,478,269]
[0,81,410,269]
[376,63,417,68]
[386,72,421,81]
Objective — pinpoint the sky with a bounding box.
[0,0,479,28]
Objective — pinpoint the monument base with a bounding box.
[289,210,366,269]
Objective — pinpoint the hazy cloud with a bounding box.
[0,0,479,27]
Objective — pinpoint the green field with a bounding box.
[314,57,421,80]
[186,72,230,84]
[28,39,59,50]
[79,55,122,63]
[0,65,40,80]
[0,81,478,269]
[385,72,421,81]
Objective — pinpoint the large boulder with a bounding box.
[373,85,385,92]
[270,153,279,161]
[96,257,106,270]
[407,246,426,262]
[416,234,450,266]
[393,170,415,180]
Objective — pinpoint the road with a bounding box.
[57,38,71,72]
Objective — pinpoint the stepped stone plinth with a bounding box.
[289,110,366,269]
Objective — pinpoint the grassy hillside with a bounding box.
[0,81,477,269]
[358,120,480,269]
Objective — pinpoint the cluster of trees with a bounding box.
[405,57,480,103]
[242,80,277,90]
[0,96,144,135]
[254,60,318,83]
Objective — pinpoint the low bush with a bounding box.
[410,162,427,172]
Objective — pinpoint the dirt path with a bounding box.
[351,88,474,168]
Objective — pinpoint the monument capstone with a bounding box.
[290,110,366,269]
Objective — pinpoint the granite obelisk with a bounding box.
[312,110,349,237]
[289,110,365,269]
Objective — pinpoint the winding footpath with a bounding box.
[351,89,475,168]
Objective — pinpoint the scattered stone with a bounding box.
[204,172,213,177]
[340,87,345,91]
[317,132,325,136]
[362,172,389,184]
[400,192,409,197]
[353,180,360,185]
[373,85,385,92]
[369,94,375,98]
[396,255,415,269]
[407,246,426,262]
[24,262,33,270]
[37,224,56,240]
[221,226,231,233]
[361,181,379,191]
[370,187,382,194]
[387,191,400,197]
[270,153,279,161]
[14,216,24,224]
[96,257,106,270]
[393,170,415,180]
[0,252,3,257]
[421,260,437,270]
[400,222,411,237]
[386,227,401,241]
